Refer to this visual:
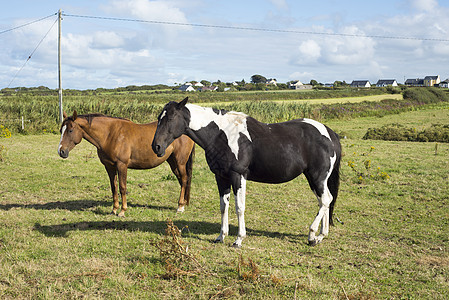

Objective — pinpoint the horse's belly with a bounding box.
[127,158,165,169]
[247,165,303,184]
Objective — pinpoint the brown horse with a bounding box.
[58,111,195,217]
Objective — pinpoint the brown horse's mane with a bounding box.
[75,113,130,125]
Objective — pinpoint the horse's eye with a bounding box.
[69,129,73,133]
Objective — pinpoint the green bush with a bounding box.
[417,124,449,142]
[363,123,449,143]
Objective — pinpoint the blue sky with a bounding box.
[1,0,448,89]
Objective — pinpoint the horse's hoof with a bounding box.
[117,212,125,218]
[111,211,117,216]
[232,242,242,249]
[214,239,223,244]
[177,207,185,213]
[308,239,319,247]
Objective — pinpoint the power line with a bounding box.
[62,13,449,43]
[7,17,58,88]
[0,13,57,35]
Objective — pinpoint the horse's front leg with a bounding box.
[214,175,231,243]
[116,162,128,217]
[104,164,119,215]
[232,175,247,248]
[167,156,187,213]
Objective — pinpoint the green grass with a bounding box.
[0,104,448,299]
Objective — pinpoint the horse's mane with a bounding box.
[76,114,129,125]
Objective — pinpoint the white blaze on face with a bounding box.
[186,104,252,159]
[58,125,67,155]
[158,110,167,125]
[302,118,331,140]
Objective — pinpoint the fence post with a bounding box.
[22,116,24,130]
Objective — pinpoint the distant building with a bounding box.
[405,78,424,86]
[178,84,195,92]
[199,86,218,92]
[376,79,398,87]
[266,79,277,86]
[351,80,371,88]
[424,75,440,87]
[438,79,449,88]
[289,80,303,89]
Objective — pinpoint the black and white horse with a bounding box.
[152,97,341,247]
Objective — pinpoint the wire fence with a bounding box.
[0,117,31,130]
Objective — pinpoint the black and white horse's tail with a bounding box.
[328,141,342,227]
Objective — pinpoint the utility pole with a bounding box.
[58,9,63,123]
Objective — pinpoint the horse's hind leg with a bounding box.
[214,175,231,244]
[306,154,336,246]
[308,189,332,246]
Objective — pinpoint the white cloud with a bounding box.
[291,26,376,67]
[105,0,188,23]
[91,31,125,49]
[297,40,321,63]
[409,0,438,12]
[269,0,288,10]
[289,71,314,82]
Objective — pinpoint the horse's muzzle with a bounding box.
[59,149,69,159]
[152,144,165,157]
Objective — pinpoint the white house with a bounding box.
[376,79,398,87]
[178,84,195,92]
[439,79,449,88]
[351,80,371,88]
[289,80,303,89]
[266,79,277,86]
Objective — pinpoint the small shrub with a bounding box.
[150,219,203,279]
[417,124,449,143]
[363,124,449,143]
[347,146,390,184]
[0,124,11,161]
[237,254,260,282]
[363,123,418,141]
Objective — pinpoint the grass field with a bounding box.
[204,93,404,106]
[0,102,448,299]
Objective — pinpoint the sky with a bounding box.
[0,0,448,89]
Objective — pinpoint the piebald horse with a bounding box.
[58,111,195,216]
[152,98,341,247]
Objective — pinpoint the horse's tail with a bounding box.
[184,144,195,205]
[328,140,341,226]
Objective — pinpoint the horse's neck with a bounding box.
[77,117,107,149]
[185,104,251,151]
[184,104,217,148]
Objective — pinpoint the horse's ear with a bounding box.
[178,97,188,108]
[73,110,78,120]
[63,111,67,119]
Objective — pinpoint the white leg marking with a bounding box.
[216,192,230,243]
[308,153,336,245]
[233,176,247,247]
[57,125,67,155]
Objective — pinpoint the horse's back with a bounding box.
[246,117,338,183]
[100,119,170,168]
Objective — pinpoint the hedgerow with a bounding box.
[363,123,449,143]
